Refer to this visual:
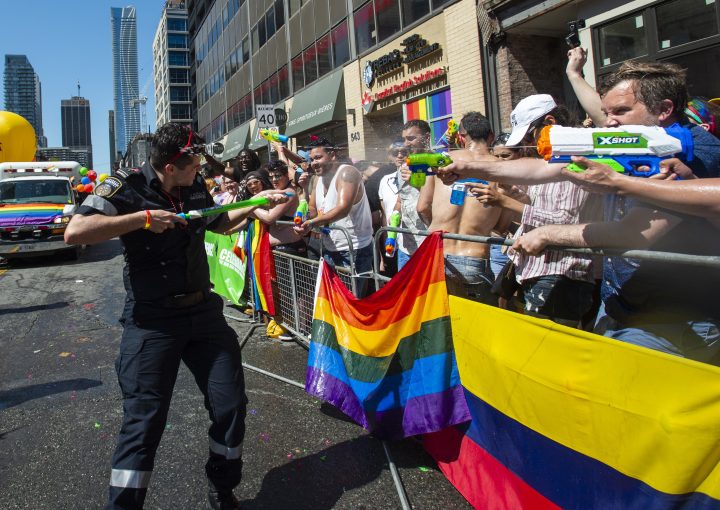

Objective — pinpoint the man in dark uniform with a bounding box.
[65,123,288,510]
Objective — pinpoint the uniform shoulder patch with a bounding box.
[94,176,123,198]
[116,167,141,179]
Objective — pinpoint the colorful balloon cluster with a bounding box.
[75,167,108,194]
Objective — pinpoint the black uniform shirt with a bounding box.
[76,162,225,302]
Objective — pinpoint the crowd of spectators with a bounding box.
[201,51,720,366]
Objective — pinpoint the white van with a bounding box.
[0,161,83,259]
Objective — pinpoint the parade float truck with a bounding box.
[0,161,83,260]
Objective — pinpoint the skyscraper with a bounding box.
[153,0,191,126]
[3,54,47,148]
[110,6,141,158]
[61,92,93,168]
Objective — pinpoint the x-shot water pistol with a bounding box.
[260,129,289,144]
[438,120,459,148]
[294,199,309,225]
[536,124,694,176]
[406,152,453,188]
[384,211,401,257]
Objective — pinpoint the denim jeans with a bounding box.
[522,275,595,327]
[595,302,720,364]
[490,244,510,279]
[323,243,374,298]
[444,254,495,305]
[397,249,411,271]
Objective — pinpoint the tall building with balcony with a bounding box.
[61,94,93,168]
[3,54,47,148]
[111,6,141,159]
[153,1,192,127]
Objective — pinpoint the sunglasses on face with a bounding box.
[391,150,409,157]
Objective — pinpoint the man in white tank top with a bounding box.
[293,138,374,297]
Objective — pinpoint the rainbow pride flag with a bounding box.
[0,203,65,227]
[425,299,720,509]
[239,219,276,316]
[306,232,470,439]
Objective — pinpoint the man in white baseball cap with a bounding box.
[506,94,557,147]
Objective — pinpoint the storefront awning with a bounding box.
[220,123,251,162]
[284,69,346,137]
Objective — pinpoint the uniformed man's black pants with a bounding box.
[106,294,247,509]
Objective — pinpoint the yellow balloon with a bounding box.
[98,173,109,183]
[0,111,36,163]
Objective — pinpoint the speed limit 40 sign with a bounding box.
[255,104,276,128]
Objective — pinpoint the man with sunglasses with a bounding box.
[392,120,433,270]
[65,123,288,510]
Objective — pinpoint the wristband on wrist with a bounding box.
[143,210,152,230]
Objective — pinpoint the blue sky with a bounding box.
[1,1,163,173]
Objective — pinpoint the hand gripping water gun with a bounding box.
[294,199,309,225]
[384,211,401,257]
[536,124,694,176]
[260,129,289,144]
[175,196,270,221]
[406,152,453,188]
[438,120,459,148]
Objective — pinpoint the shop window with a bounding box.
[402,0,429,27]
[278,65,291,99]
[657,0,718,50]
[663,45,720,99]
[403,89,453,148]
[317,33,333,78]
[292,53,305,91]
[375,0,401,43]
[331,21,350,68]
[304,44,319,86]
[354,1,376,54]
[431,0,452,8]
[598,14,648,67]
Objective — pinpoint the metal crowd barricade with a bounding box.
[271,222,359,344]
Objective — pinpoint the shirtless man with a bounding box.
[293,137,373,296]
[416,112,501,303]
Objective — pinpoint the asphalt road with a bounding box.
[0,241,472,510]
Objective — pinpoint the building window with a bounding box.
[168,33,188,49]
[266,8,276,40]
[278,65,290,99]
[275,0,285,29]
[354,2,376,54]
[168,51,188,66]
[259,18,267,47]
[252,25,260,53]
[169,68,189,84]
[317,32,332,78]
[170,86,189,102]
[431,0,452,8]
[167,18,187,32]
[401,0,429,28]
[597,14,648,66]
[656,0,718,50]
[375,0,401,43]
[331,21,350,68]
[304,44,319,86]
[292,53,304,91]
[403,88,452,148]
[171,104,191,119]
[242,37,250,62]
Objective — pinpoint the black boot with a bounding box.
[207,486,241,510]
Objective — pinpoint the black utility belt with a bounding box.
[141,289,210,309]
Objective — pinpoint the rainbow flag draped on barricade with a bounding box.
[306,232,470,440]
[239,218,276,315]
[424,298,720,509]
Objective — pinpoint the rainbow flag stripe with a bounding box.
[0,203,65,227]
[306,232,470,439]
[240,219,276,315]
[425,299,720,509]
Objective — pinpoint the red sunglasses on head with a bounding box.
[167,131,194,165]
